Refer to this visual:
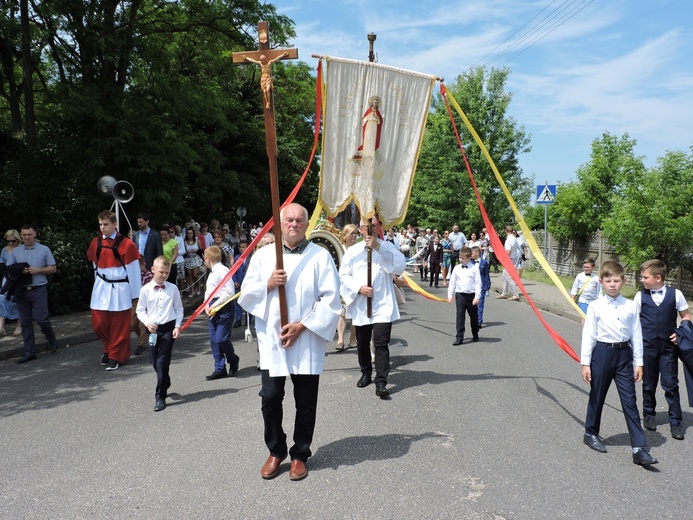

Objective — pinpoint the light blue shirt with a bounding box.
[6,242,56,287]
[138,228,149,256]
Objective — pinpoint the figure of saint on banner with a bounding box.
[350,95,384,179]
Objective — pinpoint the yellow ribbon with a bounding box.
[445,91,585,319]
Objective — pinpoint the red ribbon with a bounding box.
[181,62,324,330]
[440,84,579,362]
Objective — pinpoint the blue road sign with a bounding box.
[536,184,556,204]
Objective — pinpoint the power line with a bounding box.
[496,0,594,68]
[475,0,558,66]
[481,0,593,69]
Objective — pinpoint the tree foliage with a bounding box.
[548,132,644,241]
[0,0,318,312]
[602,147,693,271]
[408,66,532,235]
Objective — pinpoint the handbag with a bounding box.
[400,243,410,252]
[394,285,406,305]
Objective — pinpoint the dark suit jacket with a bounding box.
[425,243,443,264]
[133,229,163,270]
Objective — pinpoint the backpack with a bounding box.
[95,234,129,284]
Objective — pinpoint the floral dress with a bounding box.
[0,247,19,319]
[184,241,203,269]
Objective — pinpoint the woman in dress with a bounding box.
[183,226,203,297]
[160,225,179,284]
[0,229,22,335]
[440,230,453,287]
[174,225,186,291]
[398,229,411,258]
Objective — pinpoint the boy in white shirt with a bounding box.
[136,256,184,411]
[581,261,657,466]
[447,247,481,345]
[203,245,239,381]
[571,258,601,318]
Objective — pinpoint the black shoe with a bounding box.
[671,424,685,440]
[643,415,656,431]
[356,373,372,388]
[49,340,58,353]
[452,339,464,346]
[135,345,147,356]
[632,450,658,466]
[154,398,166,412]
[206,370,228,381]
[106,360,119,371]
[17,353,37,364]
[229,354,240,376]
[101,353,109,366]
[583,433,607,453]
[233,320,242,328]
[478,323,483,329]
[375,383,390,398]
[472,335,479,342]
[435,284,439,289]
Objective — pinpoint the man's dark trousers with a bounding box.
[356,322,392,385]
[259,370,319,462]
[16,285,56,355]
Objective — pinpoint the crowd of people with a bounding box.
[4,209,687,477]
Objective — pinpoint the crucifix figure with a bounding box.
[243,52,289,108]
[232,22,298,327]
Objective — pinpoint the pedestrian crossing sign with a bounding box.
[536,184,556,204]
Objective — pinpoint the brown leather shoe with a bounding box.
[289,459,308,481]
[260,454,286,479]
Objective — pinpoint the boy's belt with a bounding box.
[597,341,630,349]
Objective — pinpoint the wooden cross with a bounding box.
[232,22,297,328]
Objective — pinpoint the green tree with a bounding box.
[548,132,645,240]
[603,147,693,270]
[408,66,532,235]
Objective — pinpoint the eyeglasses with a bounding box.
[5,239,17,243]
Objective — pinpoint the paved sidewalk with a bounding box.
[0,295,206,363]
[0,271,580,363]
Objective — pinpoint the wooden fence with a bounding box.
[529,230,693,298]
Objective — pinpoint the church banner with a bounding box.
[319,57,436,228]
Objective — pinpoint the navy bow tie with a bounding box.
[651,289,663,295]
[154,284,165,290]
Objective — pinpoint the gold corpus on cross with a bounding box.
[232,22,298,327]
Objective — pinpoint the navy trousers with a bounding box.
[642,338,682,426]
[259,370,319,462]
[15,285,56,355]
[585,342,648,448]
[208,299,235,372]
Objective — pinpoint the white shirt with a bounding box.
[239,242,341,377]
[339,240,407,326]
[447,261,481,299]
[136,280,184,327]
[581,294,643,366]
[504,234,519,261]
[633,286,689,312]
[571,273,601,304]
[205,262,235,302]
[449,231,467,250]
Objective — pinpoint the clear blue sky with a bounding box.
[276,0,693,186]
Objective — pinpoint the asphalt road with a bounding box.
[2,291,691,519]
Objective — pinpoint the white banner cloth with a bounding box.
[319,57,435,228]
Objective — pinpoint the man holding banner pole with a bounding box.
[340,218,406,398]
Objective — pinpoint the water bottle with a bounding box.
[149,321,158,347]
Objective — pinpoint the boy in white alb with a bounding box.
[136,256,184,412]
